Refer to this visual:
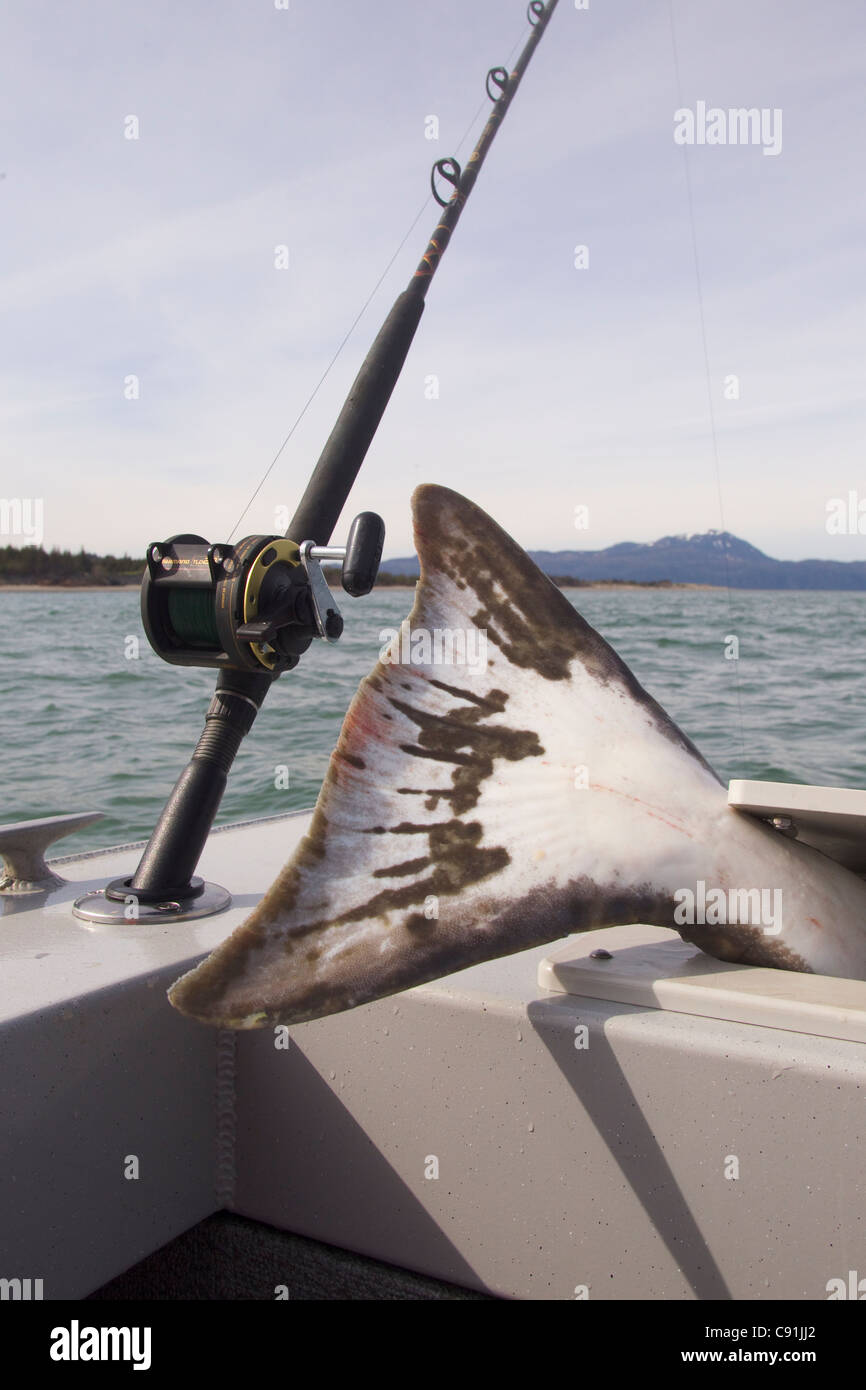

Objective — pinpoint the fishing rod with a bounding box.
[74,0,560,924]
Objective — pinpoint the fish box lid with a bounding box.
[538,924,866,1044]
[729,779,866,877]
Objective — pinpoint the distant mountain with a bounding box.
[379,530,866,590]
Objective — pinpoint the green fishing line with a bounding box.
[167,589,221,649]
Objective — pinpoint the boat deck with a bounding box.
[87,1213,493,1301]
[3,808,866,1300]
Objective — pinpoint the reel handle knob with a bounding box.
[306,512,385,597]
[342,512,385,597]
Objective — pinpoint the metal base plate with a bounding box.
[72,881,231,926]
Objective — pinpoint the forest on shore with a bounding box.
[0,545,145,585]
[0,544,676,589]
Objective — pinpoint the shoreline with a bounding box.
[0,580,715,593]
[0,584,143,592]
[1,581,859,594]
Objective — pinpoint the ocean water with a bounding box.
[0,587,864,857]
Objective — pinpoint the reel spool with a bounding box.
[141,512,385,675]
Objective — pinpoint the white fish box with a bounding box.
[729,779,866,878]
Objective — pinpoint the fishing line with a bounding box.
[226,21,531,543]
[666,0,747,766]
[225,203,428,542]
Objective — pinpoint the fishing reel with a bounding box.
[141,512,385,676]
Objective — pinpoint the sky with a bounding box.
[1,0,864,563]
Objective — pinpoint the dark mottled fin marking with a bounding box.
[338,752,366,770]
[372,856,430,879]
[428,678,500,708]
[388,689,541,815]
[679,924,812,973]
